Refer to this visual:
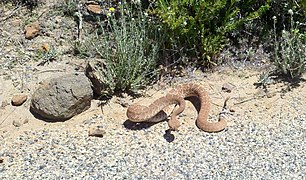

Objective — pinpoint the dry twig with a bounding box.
[0,5,22,23]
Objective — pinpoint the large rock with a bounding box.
[30,73,93,121]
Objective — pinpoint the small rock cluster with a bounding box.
[4,56,116,137]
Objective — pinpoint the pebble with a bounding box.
[24,22,40,40]
[12,118,29,127]
[88,126,106,137]
[39,43,50,52]
[0,95,305,179]
[11,94,28,106]
[1,100,9,108]
[86,4,102,14]
[266,91,276,98]
[222,82,235,93]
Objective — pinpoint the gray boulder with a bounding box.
[30,73,93,121]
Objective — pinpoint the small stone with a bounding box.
[39,43,49,52]
[11,94,28,106]
[1,100,9,108]
[265,104,272,110]
[266,91,276,98]
[0,157,3,163]
[12,19,21,26]
[25,22,40,39]
[229,108,236,112]
[87,4,102,14]
[222,83,235,93]
[89,126,106,137]
[256,89,266,97]
[13,118,29,127]
[115,96,131,107]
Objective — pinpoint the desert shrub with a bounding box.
[272,10,306,79]
[262,0,305,35]
[75,1,160,95]
[152,0,270,66]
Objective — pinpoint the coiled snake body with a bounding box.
[126,83,227,132]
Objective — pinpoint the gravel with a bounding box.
[0,97,305,179]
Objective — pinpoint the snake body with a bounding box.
[126,83,227,132]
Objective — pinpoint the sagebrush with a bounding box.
[273,10,306,78]
[75,2,160,95]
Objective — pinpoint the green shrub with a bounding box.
[262,0,305,35]
[75,2,160,95]
[273,10,306,79]
[153,0,270,66]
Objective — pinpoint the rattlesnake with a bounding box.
[126,83,227,132]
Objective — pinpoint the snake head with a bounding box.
[126,104,147,121]
[168,117,180,131]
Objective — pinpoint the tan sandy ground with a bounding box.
[1,66,305,142]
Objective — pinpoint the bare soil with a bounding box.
[0,1,305,141]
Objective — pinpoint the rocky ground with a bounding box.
[0,1,305,179]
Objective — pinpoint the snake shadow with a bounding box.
[123,119,166,130]
[124,119,176,142]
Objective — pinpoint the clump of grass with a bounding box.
[272,10,306,79]
[35,44,58,66]
[59,0,79,17]
[75,1,160,95]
